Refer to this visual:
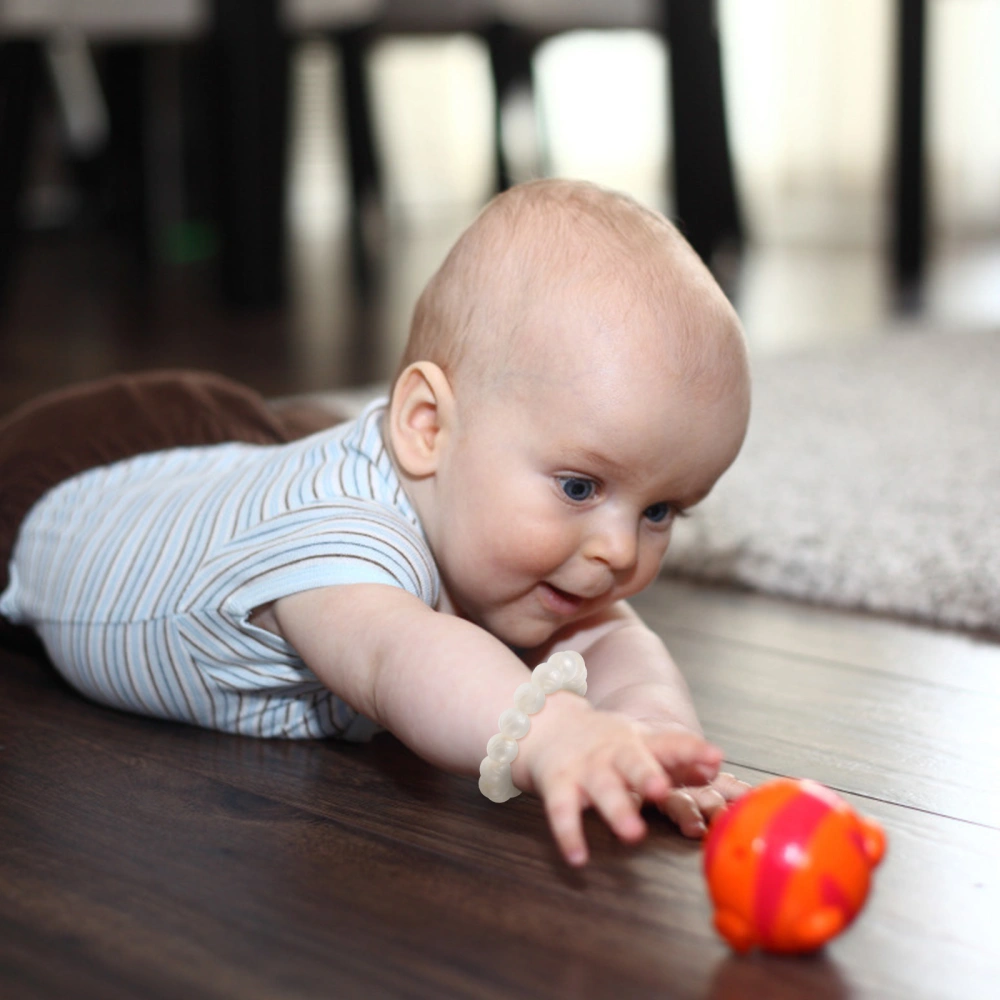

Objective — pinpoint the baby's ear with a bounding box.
[387,362,455,477]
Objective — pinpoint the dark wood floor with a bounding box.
[2,226,999,999]
[2,579,997,1000]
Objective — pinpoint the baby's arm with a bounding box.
[540,601,750,836]
[269,584,721,865]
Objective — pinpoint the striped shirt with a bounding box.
[0,399,439,739]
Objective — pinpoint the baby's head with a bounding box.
[387,179,750,649]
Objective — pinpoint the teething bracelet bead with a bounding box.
[532,658,565,693]
[552,650,585,686]
[486,732,519,764]
[548,650,576,675]
[480,756,503,777]
[513,681,546,715]
[479,757,520,802]
[498,707,531,739]
[550,650,587,693]
[479,771,518,802]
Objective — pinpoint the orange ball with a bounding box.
[703,778,886,954]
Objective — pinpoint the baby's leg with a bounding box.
[0,370,323,649]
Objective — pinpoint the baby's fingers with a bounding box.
[660,786,725,838]
[645,730,723,787]
[544,757,653,866]
[585,770,648,845]
[614,744,672,802]
[544,785,590,867]
[712,771,752,803]
[658,775,750,838]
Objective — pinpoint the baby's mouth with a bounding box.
[538,582,585,616]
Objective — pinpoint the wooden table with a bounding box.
[1,579,997,999]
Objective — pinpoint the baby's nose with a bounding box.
[582,517,639,572]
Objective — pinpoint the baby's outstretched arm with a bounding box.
[541,600,751,837]
[269,584,721,865]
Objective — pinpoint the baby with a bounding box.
[0,179,751,866]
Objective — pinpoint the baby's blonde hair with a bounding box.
[399,179,743,395]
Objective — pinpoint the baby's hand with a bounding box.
[624,717,750,838]
[516,700,723,866]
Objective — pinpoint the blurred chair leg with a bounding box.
[485,23,538,193]
[892,0,926,296]
[664,0,743,264]
[211,0,290,309]
[484,22,523,193]
[99,45,152,277]
[179,42,222,253]
[0,41,43,313]
[336,26,381,290]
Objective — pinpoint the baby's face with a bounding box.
[425,293,749,650]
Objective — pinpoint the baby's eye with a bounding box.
[643,501,674,524]
[558,477,596,503]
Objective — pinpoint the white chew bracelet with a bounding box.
[478,651,588,803]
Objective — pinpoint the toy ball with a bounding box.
[703,778,886,955]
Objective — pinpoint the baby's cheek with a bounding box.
[624,540,671,595]
[506,518,574,572]
[455,483,574,580]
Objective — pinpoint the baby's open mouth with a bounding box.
[538,582,584,615]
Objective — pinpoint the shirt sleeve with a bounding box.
[181,498,440,625]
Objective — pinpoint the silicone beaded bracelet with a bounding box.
[478,650,588,803]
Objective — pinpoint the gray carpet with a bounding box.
[662,329,1000,634]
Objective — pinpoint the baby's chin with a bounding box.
[445,585,576,652]
[474,610,564,655]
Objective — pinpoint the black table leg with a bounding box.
[336,26,382,292]
[0,41,43,312]
[484,21,535,193]
[664,0,743,265]
[893,0,926,293]
[100,45,152,277]
[211,0,289,309]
